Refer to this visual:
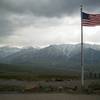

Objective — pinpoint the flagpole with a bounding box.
[80,5,84,88]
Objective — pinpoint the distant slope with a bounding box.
[0,46,20,61]
[0,44,100,72]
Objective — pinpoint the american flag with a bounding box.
[82,12,100,26]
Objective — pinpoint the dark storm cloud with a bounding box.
[0,0,78,17]
[0,0,100,17]
[0,0,100,37]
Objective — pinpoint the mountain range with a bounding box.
[0,44,100,72]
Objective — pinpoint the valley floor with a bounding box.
[0,79,100,94]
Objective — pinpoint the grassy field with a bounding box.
[0,71,79,81]
[0,72,100,94]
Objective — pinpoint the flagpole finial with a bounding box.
[80,5,83,12]
[80,5,83,9]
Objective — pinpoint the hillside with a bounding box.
[0,44,100,72]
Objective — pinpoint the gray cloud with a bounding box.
[0,0,100,38]
[0,14,14,37]
[0,0,100,17]
[82,0,100,10]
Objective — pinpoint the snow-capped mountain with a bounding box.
[0,44,100,72]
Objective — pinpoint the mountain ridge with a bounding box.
[0,43,100,72]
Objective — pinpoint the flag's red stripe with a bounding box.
[82,12,100,26]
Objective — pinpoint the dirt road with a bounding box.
[0,93,100,100]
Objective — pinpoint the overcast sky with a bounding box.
[0,0,100,47]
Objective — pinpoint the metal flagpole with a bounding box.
[80,5,84,88]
